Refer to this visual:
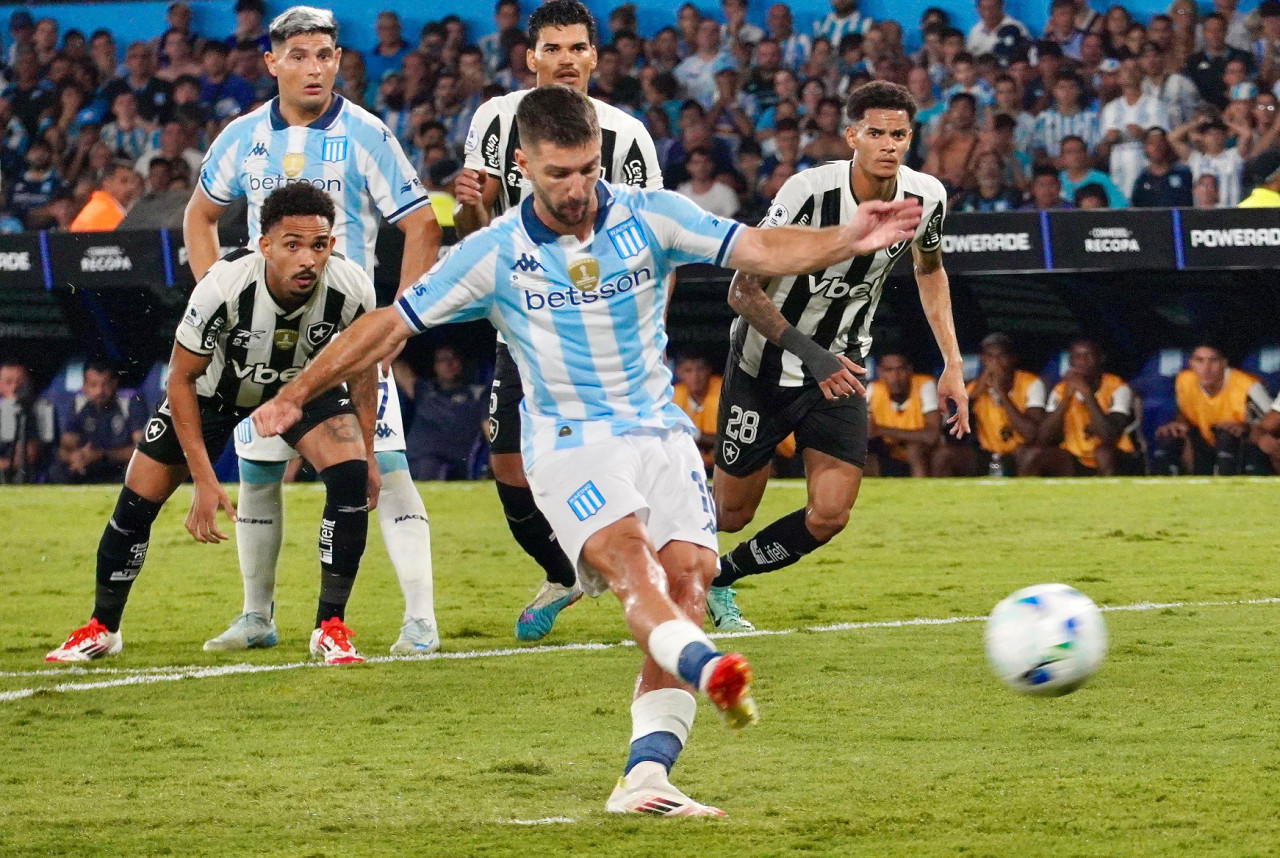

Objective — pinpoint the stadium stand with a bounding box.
[0,0,1278,478]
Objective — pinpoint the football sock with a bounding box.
[495,480,577,588]
[624,688,696,776]
[315,459,368,627]
[92,487,164,633]
[235,460,287,618]
[375,455,436,625]
[647,620,720,689]
[713,508,829,587]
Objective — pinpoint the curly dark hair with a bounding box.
[260,182,336,235]
[528,0,597,47]
[844,80,918,124]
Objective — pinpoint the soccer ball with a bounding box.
[984,583,1107,697]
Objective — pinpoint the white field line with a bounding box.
[4,596,1278,704]
[501,817,578,825]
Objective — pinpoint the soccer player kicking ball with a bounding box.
[184,6,443,656]
[252,86,920,816]
[705,81,972,632]
[47,184,379,665]
[455,0,663,641]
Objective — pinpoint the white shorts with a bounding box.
[235,365,406,462]
[525,428,718,597]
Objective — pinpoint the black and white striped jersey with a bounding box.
[462,89,664,217]
[731,162,947,388]
[174,249,375,410]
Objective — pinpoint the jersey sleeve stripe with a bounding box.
[199,183,232,206]
[715,222,742,267]
[386,195,432,223]
[395,295,428,333]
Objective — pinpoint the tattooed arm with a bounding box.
[728,270,866,400]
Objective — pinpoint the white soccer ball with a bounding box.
[984,583,1107,696]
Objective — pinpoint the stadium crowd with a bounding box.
[3,0,1280,232]
[1,0,1279,485]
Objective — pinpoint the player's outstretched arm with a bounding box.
[182,189,230,283]
[727,271,865,400]
[727,198,922,278]
[913,244,969,437]
[253,307,413,438]
[167,343,237,542]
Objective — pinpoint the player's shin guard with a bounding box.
[624,689,697,777]
[93,487,164,632]
[375,453,436,624]
[495,480,577,588]
[714,508,829,587]
[315,459,369,627]
[236,460,287,618]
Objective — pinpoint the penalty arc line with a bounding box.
[4,596,1278,704]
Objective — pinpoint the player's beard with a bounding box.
[535,184,590,228]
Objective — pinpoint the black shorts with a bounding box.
[136,388,355,467]
[487,341,523,455]
[714,355,869,477]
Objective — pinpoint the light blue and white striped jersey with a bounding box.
[814,10,873,46]
[1099,94,1170,199]
[1188,148,1244,207]
[779,32,813,71]
[396,181,741,465]
[1031,107,1101,157]
[199,94,430,275]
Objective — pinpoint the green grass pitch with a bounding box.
[2,477,1278,856]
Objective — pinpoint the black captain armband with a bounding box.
[779,325,845,381]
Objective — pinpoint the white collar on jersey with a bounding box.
[269,93,345,131]
[520,180,613,244]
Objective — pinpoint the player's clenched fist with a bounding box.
[454,167,487,208]
[252,395,302,438]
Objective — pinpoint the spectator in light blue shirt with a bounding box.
[365,11,411,86]
[675,19,729,108]
[1058,134,1128,207]
[479,0,522,76]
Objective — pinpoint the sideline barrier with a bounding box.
[2,208,1279,298]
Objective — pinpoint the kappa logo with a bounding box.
[514,253,544,272]
[247,141,268,158]
[144,418,166,443]
[305,321,336,347]
[722,440,740,464]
